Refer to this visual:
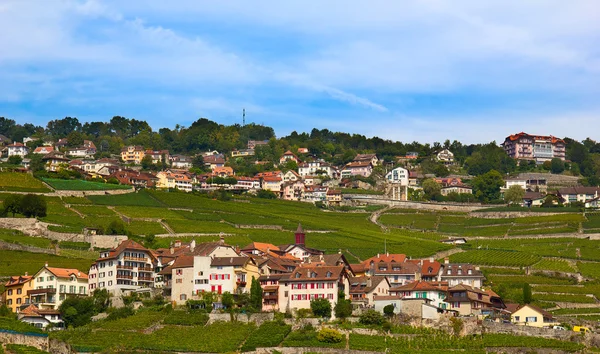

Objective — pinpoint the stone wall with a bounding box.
[0,240,55,255]
[50,188,134,197]
[235,224,284,230]
[0,331,49,352]
[470,211,576,218]
[207,312,274,325]
[346,197,485,212]
[254,348,380,354]
[155,233,234,238]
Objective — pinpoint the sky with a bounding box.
[0,0,599,144]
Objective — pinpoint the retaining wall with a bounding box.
[0,331,49,352]
[0,240,55,255]
[207,312,274,325]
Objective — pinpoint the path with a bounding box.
[369,206,392,232]
[64,204,85,218]
[159,220,175,235]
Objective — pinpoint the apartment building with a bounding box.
[502,132,566,163]
[29,265,88,310]
[88,240,157,295]
[3,274,34,313]
[440,260,485,288]
[156,170,193,192]
[298,161,336,178]
[390,280,449,310]
[120,145,145,164]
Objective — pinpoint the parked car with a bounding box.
[573,326,591,333]
[552,325,566,331]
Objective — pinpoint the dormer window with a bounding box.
[295,273,301,278]
[468,269,472,275]
[457,270,462,275]
[428,267,433,273]
[326,271,332,278]
[447,270,451,275]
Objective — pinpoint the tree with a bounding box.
[192,155,205,169]
[29,154,45,172]
[249,277,262,311]
[92,289,111,313]
[66,131,84,147]
[20,194,47,218]
[359,309,385,325]
[310,298,332,318]
[7,155,22,165]
[257,189,277,199]
[523,283,533,304]
[421,179,442,200]
[141,155,154,170]
[3,194,22,217]
[383,304,395,317]
[59,297,96,328]
[472,170,504,203]
[550,158,565,174]
[504,185,525,205]
[106,220,126,235]
[334,292,352,320]
[222,291,234,310]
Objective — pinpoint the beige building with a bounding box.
[29,265,88,310]
[509,304,559,328]
[349,276,390,307]
[121,145,145,164]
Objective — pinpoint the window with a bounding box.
[180,294,187,301]
[328,294,334,299]
[37,277,44,282]
[447,270,451,275]
[79,286,86,294]
[16,298,21,304]
[468,269,472,275]
[60,285,66,293]
[7,290,12,296]
[176,279,183,283]
[526,316,537,323]
[17,289,22,295]
[47,276,54,281]
[109,261,113,267]
[515,316,520,322]
[69,286,76,293]
[108,271,113,277]
[7,299,12,305]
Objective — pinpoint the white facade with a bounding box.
[7,144,29,157]
[30,268,88,310]
[505,179,527,190]
[88,248,156,295]
[386,167,409,185]
[192,256,213,295]
[298,162,335,178]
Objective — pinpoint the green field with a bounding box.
[0,229,52,249]
[42,178,132,191]
[0,250,93,277]
[0,172,51,193]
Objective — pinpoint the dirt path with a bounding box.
[369,206,392,231]
[159,220,175,235]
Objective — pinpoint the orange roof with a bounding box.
[391,280,448,292]
[506,132,565,144]
[4,275,33,287]
[46,267,88,279]
[363,254,407,266]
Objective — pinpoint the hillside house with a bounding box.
[354,154,379,166]
[298,161,336,178]
[344,161,373,177]
[5,142,29,157]
[349,276,390,307]
[156,170,193,192]
[203,155,226,170]
[121,146,145,164]
[282,170,301,182]
[233,177,261,190]
[170,155,193,169]
[18,304,63,330]
[326,189,342,205]
[390,280,448,310]
[2,274,34,313]
[32,146,54,155]
[29,265,88,310]
[440,260,485,288]
[436,149,454,164]
[279,151,301,165]
[558,186,600,205]
[231,149,255,157]
[282,180,306,201]
[261,176,283,193]
[211,166,234,177]
[444,284,491,316]
[145,149,170,164]
[440,185,473,196]
[509,304,558,327]
[42,152,70,172]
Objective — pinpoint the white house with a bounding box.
[5,142,29,157]
[18,304,63,330]
[298,161,336,178]
[436,149,454,164]
[390,280,448,310]
[29,265,89,310]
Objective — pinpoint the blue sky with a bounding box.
[0,0,599,144]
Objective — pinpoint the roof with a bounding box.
[441,263,484,278]
[259,273,291,282]
[121,145,144,152]
[4,275,33,287]
[445,284,492,305]
[7,142,26,147]
[33,146,54,153]
[211,257,250,267]
[407,259,442,276]
[505,132,565,145]
[288,265,344,282]
[45,267,88,279]
[191,241,235,257]
[346,161,372,168]
[558,186,600,195]
[308,254,348,267]
[510,304,554,319]
[349,276,388,294]
[363,254,407,265]
[97,239,151,261]
[349,263,367,274]
[295,223,304,234]
[373,295,402,301]
[171,255,194,269]
[354,154,377,161]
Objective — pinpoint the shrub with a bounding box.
[317,328,344,343]
[359,310,385,326]
[296,308,312,319]
[106,306,134,321]
[310,298,332,318]
[383,304,395,317]
[450,317,463,336]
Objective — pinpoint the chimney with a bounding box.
[444,257,449,264]
[78,272,81,277]
[386,252,389,257]
[429,257,434,262]
[294,223,305,246]
[190,239,196,252]
[230,257,233,264]
[377,253,380,258]
[307,269,311,277]
[367,277,372,288]
[25,272,28,276]
[319,254,324,262]
[174,240,182,248]
[170,246,174,255]
[45,262,48,267]
[219,234,225,245]
[475,266,480,271]
[338,249,342,254]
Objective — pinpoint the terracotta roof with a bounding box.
[346,161,372,168]
[4,275,33,287]
[171,255,194,269]
[363,254,407,265]
[97,239,151,261]
[391,280,448,293]
[505,132,565,145]
[373,295,402,301]
[308,254,347,267]
[191,241,235,257]
[259,273,291,282]
[33,146,54,153]
[262,176,282,182]
[349,263,367,274]
[45,267,88,279]
[288,265,344,282]
[407,259,442,277]
[7,142,26,147]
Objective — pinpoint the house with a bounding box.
[502,132,566,164]
[373,295,403,314]
[231,149,255,157]
[279,151,301,165]
[121,146,145,164]
[303,176,321,186]
[280,264,350,316]
[436,149,454,164]
[439,238,467,246]
[17,304,63,330]
[169,155,193,169]
[282,181,306,201]
[367,261,421,287]
[0,134,9,146]
[209,256,260,295]
[344,161,373,177]
[248,140,269,150]
[523,192,545,207]
[156,170,193,192]
[5,142,29,157]
[282,170,301,183]
[29,265,88,310]
[203,154,225,170]
[261,176,283,193]
[42,151,70,172]
[440,185,473,196]
[109,170,157,188]
[145,150,170,164]
[162,255,195,304]
[440,259,485,288]
[66,141,96,158]
[386,167,409,200]
[509,304,558,327]
[88,240,156,295]
[259,273,289,312]
[326,189,342,205]
[309,254,354,276]
[303,185,327,203]
[279,224,323,261]
[349,276,391,307]
[233,177,261,190]
[558,186,600,205]
[241,242,287,258]
[33,146,54,155]
[390,280,448,310]
[3,274,34,313]
[298,161,336,178]
[298,148,309,154]
[504,178,527,190]
[444,284,492,316]
[212,166,234,177]
[54,139,68,150]
[354,154,379,166]
[408,258,443,282]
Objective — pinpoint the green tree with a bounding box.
[93,289,111,313]
[257,189,277,199]
[383,304,395,317]
[59,297,96,328]
[106,220,126,235]
[550,158,565,174]
[29,154,45,172]
[504,185,525,205]
[222,291,234,310]
[334,293,353,320]
[421,179,442,200]
[3,194,22,216]
[66,131,84,147]
[472,170,504,202]
[359,309,385,325]
[7,155,22,165]
[249,277,263,311]
[19,194,47,218]
[310,298,332,318]
[141,155,154,170]
[523,283,533,304]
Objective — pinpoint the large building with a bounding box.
[502,132,566,164]
[29,265,89,310]
[3,274,34,312]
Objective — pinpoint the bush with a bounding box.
[257,189,277,199]
[383,304,395,317]
[310,298,332,318]
[317,328,344,343]
[296,308,312,319]
[106,306,134,321]
[359,310,385,326]
[106,219,126,235]
[334,297,353,320]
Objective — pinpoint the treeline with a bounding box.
[1,116,599,182]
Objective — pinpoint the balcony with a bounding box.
[117,274,134,280]
[117,265,134,270]
[263,295,278,301]
[123,256,147,262]
[138,266,154,273]
[138,276,154,282]
[236,280,247,287]
[27,288,57,296]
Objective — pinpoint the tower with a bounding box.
[294,223,305,246]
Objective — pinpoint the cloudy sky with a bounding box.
[1,0,599,144]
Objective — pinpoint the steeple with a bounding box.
[295,223,305,246]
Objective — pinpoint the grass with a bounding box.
[88,190,164,206]
[0,172,51,193]
[552,307,600,315]
[341,188,384,195]
[126,221,166,236]
[70,205,116,217]
[115,206,185,219]
[0,250,93,277]
[281,328,345,349]
[577,262,600,280]
[42,178,132,191]
[487,274,577,286]
[0,229,52,249]
[4,345,49,354]
[533,293,596,303]
[449,250,541,267]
